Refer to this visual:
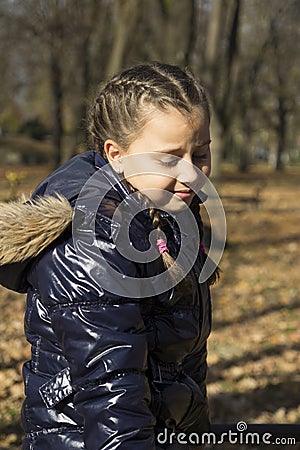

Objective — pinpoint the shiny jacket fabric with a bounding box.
[0,151,211,449]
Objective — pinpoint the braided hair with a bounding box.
[89,62,210,152]
[88,62,217,288]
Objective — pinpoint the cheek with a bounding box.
[202,165,211,178]
[131,174,173,189]
[201,154,211,178]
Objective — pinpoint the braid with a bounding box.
[148,207,192,292]
[126,182,192,292]
[149,207,160,230]
[88,62,210,155]
[150,62,210,120]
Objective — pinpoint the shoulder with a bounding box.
[29,196,150,308]
[33,151,101,202]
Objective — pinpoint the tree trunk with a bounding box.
[276,96,287,171]
[210,111,223,179]
[162,0,196,66]
[204,0,225,87]
[105,0,138,79]
[202,0,241,178]
[270,12,288,172]
[203,0,225,179]
[50,48,63,168]
[184,0,197,67]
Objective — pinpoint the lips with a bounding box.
[173,189,193,199]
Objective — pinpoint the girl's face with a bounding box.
[105,106,211,211]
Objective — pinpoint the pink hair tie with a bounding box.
[156,238,169,254]
[199,243,206,254]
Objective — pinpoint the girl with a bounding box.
[0,62,219,449]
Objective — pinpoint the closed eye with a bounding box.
[154,154,179,167]
[193,153,209,162]
[159,158,178,167]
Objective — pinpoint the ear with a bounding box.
[104,139,124,173]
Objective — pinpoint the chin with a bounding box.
[159,198,191,213]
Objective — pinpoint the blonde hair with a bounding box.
[89,62,210,151]
[88,62,215,289]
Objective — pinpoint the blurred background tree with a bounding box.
[0,0,299,174]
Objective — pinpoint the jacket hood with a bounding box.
[0,193,73,266]
[0,151,138,292]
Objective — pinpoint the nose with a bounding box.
[176,158,204,189]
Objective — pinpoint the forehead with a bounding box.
[131,106,209,151]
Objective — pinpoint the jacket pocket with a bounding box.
[39,367,74,409]
[176,375,209,432]
[150,378,193,430]
[150,374,208,433]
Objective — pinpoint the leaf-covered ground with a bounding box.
[0,164,299,449]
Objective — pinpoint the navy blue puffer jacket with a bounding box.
[0,151,211,449]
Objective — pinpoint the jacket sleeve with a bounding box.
[182,343,210,434]
[182,343,208,398]
[182,268,211,434]
[33,214,156,449]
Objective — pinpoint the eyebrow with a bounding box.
[154,140,211,153]
[194,139,212,148]
[154,148,182,153]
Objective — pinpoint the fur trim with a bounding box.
[0,194,74,264]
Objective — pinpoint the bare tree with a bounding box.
[0,0,67,166]
[61,0,104,161]
[1,0,299,173]
[105,0,139,79]
[237,0,300,171]
[197,0,242,178]
[268,5,297,170]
